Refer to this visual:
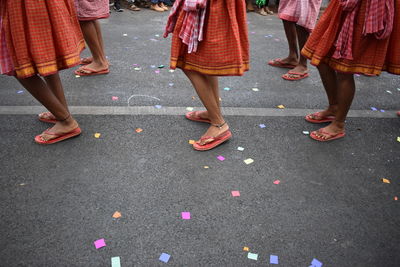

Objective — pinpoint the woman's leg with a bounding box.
[183,70,229,143]
[278,20,299,66]
[285,25,309,76]
[193,75,220,120]
[17,74,79,141]
[314,62,339,118]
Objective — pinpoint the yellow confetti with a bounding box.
[277,105,285,109]
[204,166,209,169]
[243,247,249,251]
[75,75,80,78]
[112,211,122,219]
[244,158,254,165]
[188,140,196,144]
[397,137,400,142]
[135,128,143,133]
[382,178,390,184]
[94,133,101,138]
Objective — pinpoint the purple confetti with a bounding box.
[259,124,266,128]
[217,155,225,161]
[370,107,378,111]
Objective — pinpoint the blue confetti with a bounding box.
[154,105,162,109]
[17,90,24,94]
[224,87,231,91]
[159,253,171,263]
[259,124,266,128]
[370,107,378,111]
[270,255,279,264]
[380,109,385,112]
[310,258,323,267]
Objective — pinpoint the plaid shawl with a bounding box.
[164,0,207,53]
[333,0,395,60]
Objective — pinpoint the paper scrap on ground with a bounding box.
[382,178,390,184]
[248,252,258,260]
[252,88,259,92]
[386,90,392,94]
[169,69,175,73]
[155,70,160,74]
[231,191,240,197]
[182,212,191,220]
[158,65,165,68]
[217,155,225,161]
[244,158,254,165]
[394,196,398,201]
[310,258,323,267]
[159,253,171,263]
[75,75,80,78]
[135,128,143,133]
[237,147,244,151]
[94,239,106,249]
[186,107,194,111]
[111,257,121,267]
[94,133,101,139]
[154,105,162,109]
[380,109,385,112]
[243,247,249,251]
[397,137,400,142]
[189,140,196,144]
[274,180,281,185]
[224,87,231,91]
[370,107,378,111]
[204,166,209,169]
[169,83,174,86]
[270,255,279,264]
[112,211,122,219]
[134,67,141,71]
[303,131,310,135]
[259,124,266,128]
[112,96,119,101]
[277,105,285,109]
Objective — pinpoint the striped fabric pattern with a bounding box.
[278,0,323,32]
[169,0,250,76]
[3,0,85,79]
[0,13,14,76]
[74,0,110,21]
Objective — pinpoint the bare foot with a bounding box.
[188,110,209,120]
[38,117,79,142]
[76,60,108,74]
[275,56,298,67]
[308,105,338,121]
[314,121,345,140]
[38,112,56,121]
[197,122,229,145]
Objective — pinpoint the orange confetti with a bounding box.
[112,211,122,219]
[189,140,196,144]
[277,105,285,109]
[382,178,390,184]
[243,247,249,251]
[135,128,143,133]
[394,196,398,201]
[94,133,101,138]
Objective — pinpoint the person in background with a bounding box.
[268,0,322,81]
[164,0,249,151]
[302,0,399,141]
[246,0,255,12]
[151,0,169,12]
[74,0,110,76]
[0,0,84,144]
[113,0,124,12]
[257,0,273,16]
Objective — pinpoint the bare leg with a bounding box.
[17,74,79,141]
[77,20,108,73]
[315,72,355,139]
[286,25,310,77]
[316,62,339,117]
[278,20,299,66]
[183,70,229,143]
[246,0,255,11]
[193,75,220,120]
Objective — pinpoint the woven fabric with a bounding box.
[278,0,323,32]
[302,0,400,75]
[74,0,110,21]
[169,0,249,76]
[3,0,85,79]
[0,5,14,76]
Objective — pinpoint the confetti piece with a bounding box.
[252,88,259,92]
[186,107,194,111]
[111,257,121,267]
[159,253,171,263]
[231,191,240,197]
[123,33,128,36]
[188,140,196,144]
[154,105,162,109]
[75,75,80,78]
[181,212,191,220]
[397,137,400,142]
[270,255,279,264]
[94,239,106,249]
[112,96,119,101]
[158,65,165,68]
[237,147,244,151]
[134,67,141,71]
[243,247,249,251]
[397,88,400,91]
[303,131,310,135]
[224,87,231,91]
[370,107,378,111]
[169,83,174,86]
[155,70,160,74]
[135,128,143,133]
[380,109,385,112]
[244,158,254,165]
[386,90,392,94]
[217,155,225,161]
[259,124,266,128]
[94,133,101,139]
[169,69,175,73]
[150,65,156,68]
[394,196,398,201]
[204,166,209,169]
[192,96,196,100]
[19,183,26,186]
[150,38,158,42]
[251,31,255,34]
[310,258,323,267]
[273,180,281,185]
[382,178,390,184]
[248,252,258,261]
[112,211,122,219]
[355,74,361,77]
[277,105,285,109]
[17,90,24,94]
[155,34,160,37]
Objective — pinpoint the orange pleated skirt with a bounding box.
[2,0,85,79]
[170,0,250,76]
[302,0,400,75]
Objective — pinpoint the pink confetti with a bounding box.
[273,180,281,185]
[217,155,225,161]
[231,191,240,197]
[181,212,191,220]
[94,239,106,249]
[155,70,160,74]
[112,96,119,101]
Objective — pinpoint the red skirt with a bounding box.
[170,0,250,76]
[2,0,85,79]
[302,0,400,75]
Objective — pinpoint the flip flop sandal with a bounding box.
[268,58,297,69]
[193,130,232,151]
[305,112,336,123]
[38,112,57,124]
[282,72,309,81]
[128,4,141,11]
[35,127,82,145]
[310,129,345,142]
[74,67,109,76]
[185,111,211,123]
